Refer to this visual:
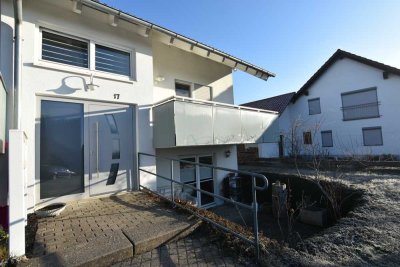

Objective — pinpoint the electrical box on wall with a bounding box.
[0,73,7,154]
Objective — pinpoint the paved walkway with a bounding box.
[26,192,247,266]
[112,233,251,267]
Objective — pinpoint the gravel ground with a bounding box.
[241,165,400,266]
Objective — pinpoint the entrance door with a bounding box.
[88,104,134,196]
[40,100,85,199]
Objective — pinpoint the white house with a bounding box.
[0,0,278,251]
[243,49,400,158]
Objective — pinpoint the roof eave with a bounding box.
[80,0,276,80]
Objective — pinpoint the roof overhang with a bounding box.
[79,0,275,80]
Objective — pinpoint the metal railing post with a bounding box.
[137,153,141,190]
[138,152,269,262]
[171,159,174,202]
[252,175,260,261]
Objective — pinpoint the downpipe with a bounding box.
[13,0,22,130]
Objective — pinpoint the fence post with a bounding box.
[170,159,174,202]
[252,176,260,261]
[8,130,27,257]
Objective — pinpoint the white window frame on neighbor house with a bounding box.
[34,24,136,83]
[341,87,380,121]
[175,79,213,101]
[362,127,383,146]
[308,97,321,115]
[321,130,333,147]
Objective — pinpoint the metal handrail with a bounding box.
[138,152,269,261]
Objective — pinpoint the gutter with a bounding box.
[13,0,22,130]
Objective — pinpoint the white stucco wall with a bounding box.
[0,0,243,211]
[260,57,400,158]
[152,41,234,104]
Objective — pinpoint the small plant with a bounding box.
[0,226,8,265]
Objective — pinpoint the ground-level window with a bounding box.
[321,130,333,147]
[362,127,383,146]
[179,155,214,207]
[308,98,321,115]
[303,131,312,145]
[175,82,191,98]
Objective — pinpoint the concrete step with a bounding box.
[22,218,201,267]
[122,217,201,255]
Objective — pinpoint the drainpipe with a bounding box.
[13,0,22,130]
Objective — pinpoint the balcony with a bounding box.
[152,97,278,148]
[341,102,380,121]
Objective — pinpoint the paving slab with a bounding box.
[123,217,200,255]
[24,192,200,266]
[23,231,133,267]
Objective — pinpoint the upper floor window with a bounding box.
[42,31,88,68]
[303,131,312,145]
[175,82,191,97]
[95,45,131,76]
[321,130,333,147]
[362,127,383,146]
[308,98,321,115]
[41,29,132,78]
[175,80,213,101]
[341,87,380,121]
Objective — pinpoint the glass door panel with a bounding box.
[40,100,84,199]
[180,157,197,200]
[199,156,214,206]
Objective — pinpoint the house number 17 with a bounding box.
[114,94,120,100]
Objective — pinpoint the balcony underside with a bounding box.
[153,97,278,148]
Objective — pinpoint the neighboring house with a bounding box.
[0,0,278,226]
[242,92,295,158]
[244,49,400,158]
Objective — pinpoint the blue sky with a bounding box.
[102,0,400,104]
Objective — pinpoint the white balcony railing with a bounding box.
[152,96,278,148]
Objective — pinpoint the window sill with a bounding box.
[33,60,136,84]
[342,115,381,121]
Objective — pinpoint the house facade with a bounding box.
[0,0,278,222]
[244,50,400,158]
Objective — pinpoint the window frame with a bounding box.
[362,126,383,146]
[308,97,321,115]
[321,130,333,147]
[303,131,312,145]
[179,154,215,208]
[175,80,193,98]
[340,87,380,121]
[94,43,133,78]
[40,29,90,70]
[174,79,213,101]
[37,27,135,81]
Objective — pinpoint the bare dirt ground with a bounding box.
[241,164,400,266]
